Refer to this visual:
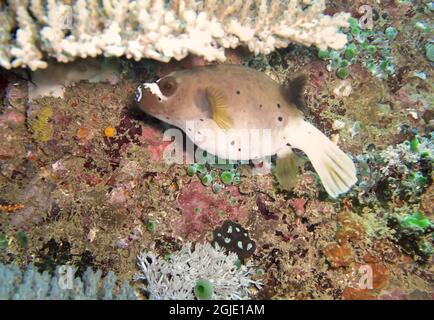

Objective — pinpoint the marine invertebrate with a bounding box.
[318,17,398,79]
[27,106,54,143]
[212,220,256,262]
[0,0,350,70]
[0,263,137,300]
[135,242,261,300]
[146,219,157,232]
[104,126,117,138]
[187,162,241,190]
[221,170,237,185]
[194,279,214,300]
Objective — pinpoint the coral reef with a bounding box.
[135,242,261,300]
[389,211,433,263]
[0,262,137,300]
[0,0,433,302]
[212,220,256,262]
[0,0,350,70]
[352,134,433,205]
[173,180,248,241]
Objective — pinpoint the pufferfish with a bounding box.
[135,64,357,198]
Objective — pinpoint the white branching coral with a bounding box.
[135,242,262,300]
[1,0,350,70]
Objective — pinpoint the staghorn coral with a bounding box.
[135,242,261,300]
[0,0,350,70]
[0,263,137,300]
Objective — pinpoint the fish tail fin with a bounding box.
[286,119,357,198]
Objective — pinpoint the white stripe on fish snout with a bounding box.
[143,82,168,102]
[135,85,143,102]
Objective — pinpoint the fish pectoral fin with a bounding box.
[206,87,233,130]
[274,150,301,191]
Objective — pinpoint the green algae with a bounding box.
[319,15,398,80]
[28,106,54,143]
[425,43,434,62]
[220,171,235,185]
[147,220,157,232]
[400,212,431,230]
[194,279,214,300]
[0,233,7,249]
[201,174,213,186]
[212,182,223,193]
[16,231,28,248]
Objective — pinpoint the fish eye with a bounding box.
[158,77,177,97]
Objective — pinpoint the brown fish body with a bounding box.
[136,64,357,198]
[154,65,302,128]
[136,64,303,160]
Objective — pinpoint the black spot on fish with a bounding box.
[200,118,204,121]
[231,141,235,145]
[238,148,241,152]
[259,104,263,108]
[277,103,281,109]
[236,90,240,95]
[278,116,283,122]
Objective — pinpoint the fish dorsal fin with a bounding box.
[206,87,233,130]
[282,74,308,111]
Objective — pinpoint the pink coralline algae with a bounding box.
[289,198,307,217]
[108,186,129,205]
[139,127,173,162]
[0,111,25,128]
[172,181,248,241]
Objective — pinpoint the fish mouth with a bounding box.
[134,84,143,103]
[135,82,169,104]
[135,83,167,118]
